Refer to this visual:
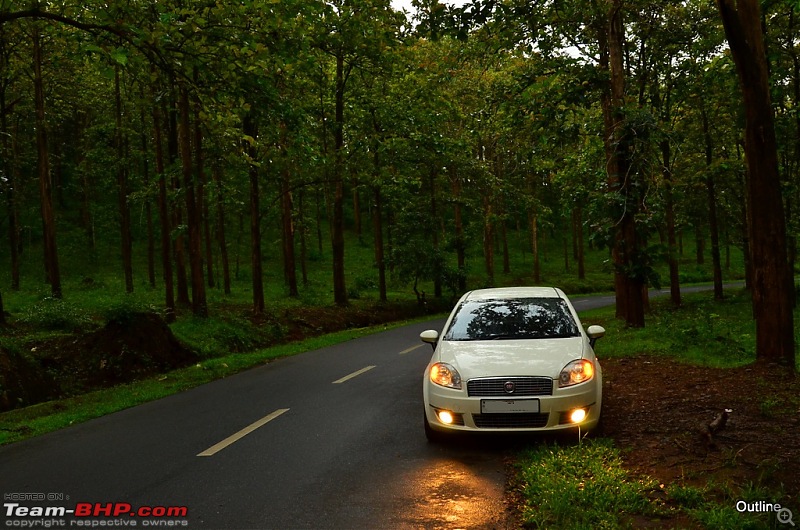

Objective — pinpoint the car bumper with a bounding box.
[424,377,602,433]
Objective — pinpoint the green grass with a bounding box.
[580,289,773,369]
[515,440,776,529]
[514,288,798,529]
[515,439,664,529]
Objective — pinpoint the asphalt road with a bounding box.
[0,287,713,529]
[2,316,523,529]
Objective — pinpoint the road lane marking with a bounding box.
[399,344,424,355]
[332,365,376,384]
[197,408,290,457]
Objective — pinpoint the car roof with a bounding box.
[463,286,565,301]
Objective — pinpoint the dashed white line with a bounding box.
[332,365,376,384]
[399,344,424,355]
[197,408,290,457]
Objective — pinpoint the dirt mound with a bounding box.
[72,312,198,388]
[0,347,58,412]
[33,312,198,397]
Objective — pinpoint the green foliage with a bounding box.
[21,298,93,332]
[171,314,285,358]
[101,299,161,326]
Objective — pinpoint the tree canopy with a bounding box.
[0,0,796,368]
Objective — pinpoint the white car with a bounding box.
[421,287,605,440]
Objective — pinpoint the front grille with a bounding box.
[467,377,553,397]
[473,413,550,429]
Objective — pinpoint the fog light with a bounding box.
[570,408,587,424]
[437,410,455,425]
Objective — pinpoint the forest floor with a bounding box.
[598,355,800,525]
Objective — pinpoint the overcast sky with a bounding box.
[390,0,472,15]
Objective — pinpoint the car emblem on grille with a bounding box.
[504,381,515,394]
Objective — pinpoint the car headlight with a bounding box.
[558,359,594,387]
[429,362,462,390]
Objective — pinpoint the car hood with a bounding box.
[436,337,586,379]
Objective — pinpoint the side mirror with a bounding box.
[586,325,606,348]
[420,330,439,350]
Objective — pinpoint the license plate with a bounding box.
[480,399,540,413]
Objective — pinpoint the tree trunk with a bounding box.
[429,167,442,298]
[450,168,466,292]
[717,0,795,368]
[280,124,298,298]
[213,164,231,295]
[654,74,681,306]
[1,76,20,291]
[193,96,215,290]
[114,67,134,294]
[605,0,644,327]
[178,84,207,317]
[166,93,190,306]
[151,97,175,321]
[370,112,387,302]
[701,106,724,300]
[140,94,156,289]
[332,53,348,306]
[662,140,681,307]
[33,31,61,298]
[372,187,387,302]
[243,114,265,315]
[298,190,309,287]
[483,193,495,287]
[575,206,586,280]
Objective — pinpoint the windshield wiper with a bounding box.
[483,334,522,340]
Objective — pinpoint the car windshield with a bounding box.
[443,297,581,341]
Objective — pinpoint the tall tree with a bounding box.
[717,0,795,369]
[604,0,645,327]
[32,27,61,299]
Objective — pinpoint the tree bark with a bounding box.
[212,164,231,295]
[33,30,61,298]
[178,84,207,317]
[280,123,298,298]
[151,97,175,321]
[332,53,348,306]
[243,114,265,315]
[193,95,215,290]
[372,187,387,302]
[140,90,156,289]
[429,167,442,298]
[450,168,466,292]
[166,93,190,306]
[605,0,644,327]
[1,69,20,291]
[700,105,724,300]
[114,67,134,294]
[717,0,795,368]
[575,206,586,280]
